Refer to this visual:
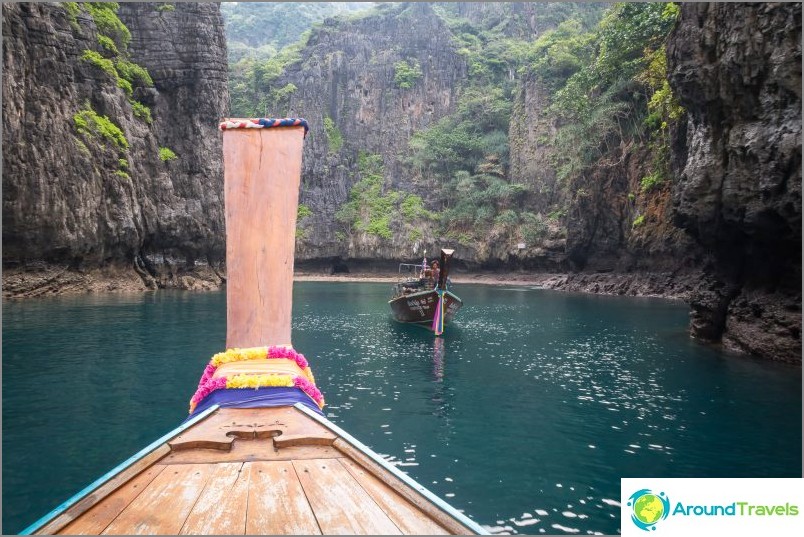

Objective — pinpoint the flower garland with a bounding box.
[196,345,315,389]
[189,346,324,414]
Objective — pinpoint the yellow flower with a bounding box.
[226,373,294,389]
[303,366,316,384]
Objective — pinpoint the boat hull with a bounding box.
[389,289,462,328]
[24,404,485,535]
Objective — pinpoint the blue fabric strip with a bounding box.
[187,387,323,421]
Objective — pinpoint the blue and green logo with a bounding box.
[628,489,670,531]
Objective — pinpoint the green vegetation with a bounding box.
[73,104,128,152]
[226,3,686,247]
[545,3,683,184]
[81,50,116,78]
[297,204,314,220]
[77,4,155,125]
[156,3,175,12]
[224,3,376,116]
[408,229,423,242]
[85,2,131,51]
[323,116,343,153]
[114,170,130,180]
[118,158,129,171]
[640,170,663,193]
[336,154,396,239]
[336,153,435,241]
[403,4,612,244]
[159,147,177,162]
[81,50,135,96]
[632,214,646,228]
[116,59,154,88]
[97,35,119,56]
[64,2,81,30]
[393,59,422,89]
[221,2,371,51]
[228,36,308,117]
[130,101,152,124]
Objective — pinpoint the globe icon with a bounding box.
[633,493,664,525]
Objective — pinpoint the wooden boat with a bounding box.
[389,249,463,335]
[21,119,486,536]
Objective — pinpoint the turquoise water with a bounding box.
[2,282,801,534]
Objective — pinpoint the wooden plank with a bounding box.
[245,461,321,535]
[223,126,305,349]
[340,458,449,535]
[333,439,473,535]
[179,462,249,535]
[169,407,335,453]
[163,443,341,465]
[101,463,212,534]
[37,445,171,535]
[293,458,402,535]
[59,465,165,535]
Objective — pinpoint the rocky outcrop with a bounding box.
[508,71,700,275]
[277,2,466,262]
[2,2,227,294]
[117,3,228,266]
[667,2,802,363]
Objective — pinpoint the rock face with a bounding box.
[508,72,700,275]
[117,3,228,266]
[667,2,802,362]
[278,2,466,262]
[2,2,227,293]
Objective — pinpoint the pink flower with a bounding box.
[197,363,218,389]
[266,346,308,369]
[293,376,324,406]
[190,376,227,405]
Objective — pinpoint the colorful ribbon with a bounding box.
[218,117,309,137]
[432,289,445,336]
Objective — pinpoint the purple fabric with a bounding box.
[187,387,323,421]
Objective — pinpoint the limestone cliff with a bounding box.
[276,2,466,262]
[667,2,801,362]
[2,2,227,295]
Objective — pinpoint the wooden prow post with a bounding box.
[222,124,306,349]
[437,249,454,289]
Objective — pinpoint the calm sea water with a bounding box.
[2,282,801,534]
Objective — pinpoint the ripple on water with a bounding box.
[4,283,800,535]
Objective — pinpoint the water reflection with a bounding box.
[433,336,445,382]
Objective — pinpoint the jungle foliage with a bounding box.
[406,2,683,245]
[223,3,373,117]
[225,3,685,248]
[336,153,436,241]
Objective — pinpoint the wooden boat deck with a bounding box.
[35,406,478,535]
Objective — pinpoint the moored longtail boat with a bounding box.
[21,119,486,535]
[389,249,463,335]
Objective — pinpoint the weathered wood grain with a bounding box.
[179,462,249,535]
[58,465,165,535]
[223,127,305,349]
[246,461,321,535]
[333,439,472,534]
[293,458,402,535]
[38,445,170,535]
[340,458,449,535]
[101,463,211,534]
